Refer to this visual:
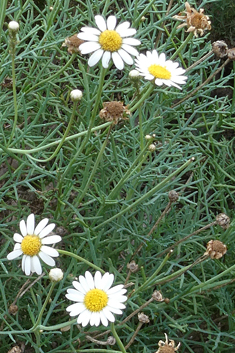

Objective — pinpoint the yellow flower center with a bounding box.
[21,235,41,256]
[84,289,108,312]
[148,64,171,80]
[99,30,122,52]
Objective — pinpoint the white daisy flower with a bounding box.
[135,50,187,89]
[77,15,141,70]
[7,213,61,276]
[66,271,127,327]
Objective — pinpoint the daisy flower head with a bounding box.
[77,15,141,70]
[7,213,61,276]
[66,271,127,327]
[135,50,187,89]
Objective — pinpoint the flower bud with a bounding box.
[49,268,63,282]
[70,89,83,101]
[8,21,19,32]
[148,143,156,151]
[129,69,140,80]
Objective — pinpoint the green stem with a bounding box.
[8,41,18,146]
[231,61,235,112]
[0,0,8,43]
[77,125,112,204]
[24,54,76,94]
[58,249,105,273]
[28,100,79,162]
[129,84,154,112]
[38,318,77,331]
[110,323,127,353]
[94,157,194,230]
[33,282,56,329]
[170,32,193,60]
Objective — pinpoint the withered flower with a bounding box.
[212,40,228,58]
[62,34,84,54]
[138,312,150,324]
[173,2,211,37]
[228,48,235,61]
[99,101,131,125]
[216,213,230,229]
[127,260,139,273]
[156,333,180,353]
[204,240,227,259]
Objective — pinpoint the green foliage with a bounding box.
[0,0,235,352]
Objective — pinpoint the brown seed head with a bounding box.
[228,48,235,61]
[168,190,179,203]
[107,336,116,345]
[152,290,164,302]
[127,260,139,273]
[212,40,228,58]
[205,240,227,259]
[7,347,21,353]
[99,101,131,125]
[216,213,230,229]
[156,333,180,353]
[8,304,18,315]
[62,34,84,54]
[138,312,150,323]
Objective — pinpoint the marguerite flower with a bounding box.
[77,15,141,70]
[135,50,187,89]
[66,271,127,327]
[7,213,61,276]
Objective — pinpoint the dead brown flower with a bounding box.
[62,34,84,54]
[99,101,131,125]
[173,2,211,37]
[156,333,181,353]
[204,240,227,259]
[212,40,228,58]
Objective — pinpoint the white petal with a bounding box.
[13,233,23,243]
[102,51,111,68]
[88,49,103,67]
[85,271,95,289]
[107,306,123,314]
[7,249,22,260]
[100,311,109,326]
[118,49,133,65]
[66,293,84,302]
[79,274,90,292]
[40,245,59,257]
[99,272,113,290]
[20,219,27,237]
[27,214,35,235]
[94,271,102,288]
[77,32,99,41]
[155,78,164,86]
[107,284,125,295]
[66,302,86,315]
[79,27,101,35]
[122,37,141,46]
[90,311,99,326]
[39,224,55,238]
[73,280,86,294]
[41,235,61,244]
[14,243,21,250]
[67,289,84,301]
[38,251,55,266]
[24,256,31,275]
[95,15,107,32]
[79,42,101,55]
[32,255,42,275]
[34,218,49,235]
[94,312,101,326]
[107,15,117,30]
[108,299,126,308]
[115,21,130,35]
[102,307,115,322]
[112,52,124,70]
[102,273,114,291]
[77,310,91,327]
[22,254,26,272]
[121,43,139,56]
[122,28,137,37]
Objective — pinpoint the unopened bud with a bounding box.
[49,268,64,282]
[129,69,140,80]
[70,89,83,101]
[148,143,156,151]
[8,21,19,32]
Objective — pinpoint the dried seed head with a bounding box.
[228,48,235,61]
[168,190,179,203]
[127,260,139,273]
[107,336,116,345]
[8,304,18,315]
[138,312,150,323]
[204,240,227,259]
[99,101,131,125]
[216,213,230,229]
[212,40,228,58]
[156,333,181,353]
[62,34,84,54]
[7,347,21,353]
[152,290,164,302]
